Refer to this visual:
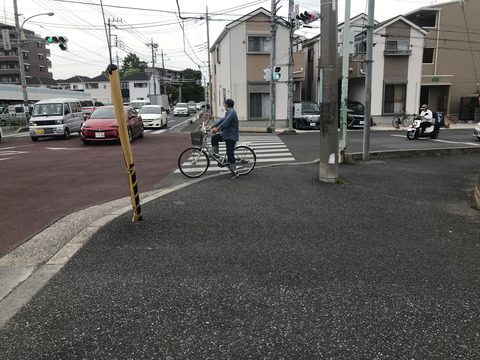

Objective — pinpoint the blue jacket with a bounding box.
[213,108,239,142]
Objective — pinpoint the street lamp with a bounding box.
[13,0,54,124]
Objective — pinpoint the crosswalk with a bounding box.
[175,135,295,175]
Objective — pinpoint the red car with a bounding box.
[80,106,144,144]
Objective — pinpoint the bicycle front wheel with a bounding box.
[234,146,256,175]
[178,147,209,178]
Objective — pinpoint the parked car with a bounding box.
[344,100,375,128]
[138,105,167,128]
[29,98,84,142]
[474,121,480,141]
[196,101,206,110]
[293,101,320,129]
[80,99,105,119]
[80,106,143,144]
[173,102,189,116]
[187,101,196,113]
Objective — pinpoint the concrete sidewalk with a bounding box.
[0,152,479,358]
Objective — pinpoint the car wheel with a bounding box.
[128,128,133,142]
[31,136,39,142]
[82,140,90,145]
[63,128,70,140]
[139,126,144,138]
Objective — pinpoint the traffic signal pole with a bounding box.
[108,64,143,222]
[319,0,339,183]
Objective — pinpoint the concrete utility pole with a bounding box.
[206,6,213,119]
[269,0,279,132]
[319,0,339,183]
[13,0,28,113]
[286,0,295,131]
[339,0,351,162]
[362,0,374,161]
[147,38,158,95]
[161,49,166,95]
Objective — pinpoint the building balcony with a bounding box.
[384,49,412,56]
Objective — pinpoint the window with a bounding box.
[86,83,99,89]
[248,36,271,52]
[385,40,411,56]
[24,64,30,72]
[39,65,45,72]
[134,82,147,88]
[216,47,221,64]
[384,84,406,114]
[38,53,44,60]
[37,41,43,48]
[22,50,28,59]
[423,48,434,63]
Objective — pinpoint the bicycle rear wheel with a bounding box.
[392,116,400,128]
[178,147,209,178]
[234,146,256,175]
[401,116,409,127]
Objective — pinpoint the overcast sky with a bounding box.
[2,0,449,80]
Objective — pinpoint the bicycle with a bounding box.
[392,111,412,128]
[178,121,256,178]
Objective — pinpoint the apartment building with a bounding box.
[0,23,53,84]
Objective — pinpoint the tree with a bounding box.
[120,53,148,77]
[180,68,204,102]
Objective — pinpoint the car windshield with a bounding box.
[348,101,364,113]
[33,103,63,116]
[301,102,320,114]
[80,100,94,107]
[89,107,119,119]
[176,103,187,108]
[130,102,145,109]
[139,107,160,115]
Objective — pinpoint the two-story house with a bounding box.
[85,74,111,104]
[404,0,480,121]
[210,7,305,128]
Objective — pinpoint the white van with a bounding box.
[29,98,83,142]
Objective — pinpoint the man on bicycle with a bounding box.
[211,98,239,179]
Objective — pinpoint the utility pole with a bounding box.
[206,6,213,119]
[147,38,158,95]
[362,0,374,161]
[269,0,279,132]
[13,0,28,115]
[319,0,339,183]
[286,0,295,132]
[161,49,166,95]
[339,0,351,162]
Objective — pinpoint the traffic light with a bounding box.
[45,36,68,51]
[296,10,320,24]
[263,67,271,82]
[273,66,281,80]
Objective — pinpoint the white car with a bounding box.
[173,103,189,116]
[138,105,167,128]
[474,122,480,141]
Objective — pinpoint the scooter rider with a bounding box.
[419,104,433,136]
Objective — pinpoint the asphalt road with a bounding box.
[0,153,479,358]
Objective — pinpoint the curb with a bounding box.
[476,173,480,209]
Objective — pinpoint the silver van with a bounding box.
[29,98,83,142]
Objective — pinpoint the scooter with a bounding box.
[406,117,439,140]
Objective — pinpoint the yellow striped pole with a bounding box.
[107,64,143,222]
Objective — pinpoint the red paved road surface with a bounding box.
[0,132,190,256]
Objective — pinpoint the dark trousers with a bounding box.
[211,133,236,164]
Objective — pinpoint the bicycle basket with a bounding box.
[190,129,204,146]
